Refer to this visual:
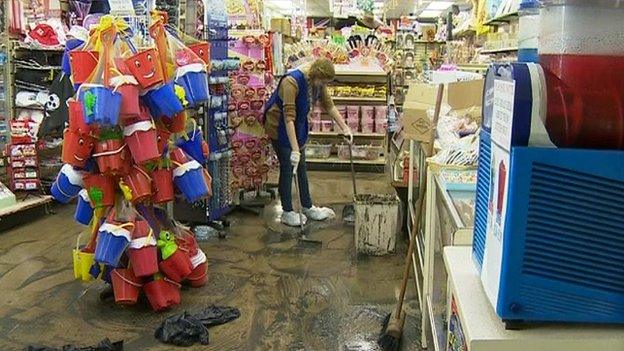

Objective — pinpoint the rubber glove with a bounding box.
[290,150,301,172]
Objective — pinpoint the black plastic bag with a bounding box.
[26,338,123,351]
[193,305,240,328]
[154,306,240,346]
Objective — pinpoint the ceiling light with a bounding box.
[425,1,453,10]
[419,9,443,17]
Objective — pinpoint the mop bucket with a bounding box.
[70,50,99,84]
[51,164,83,203]
[72,233,95,281]
[68,99,89,134]
[162,112,187,133]
[128,233,158,277]
[188,42,210,65]
[95,221,134,266]
[122,165,152,203]
[175,64,209,107]
[62,129,93,168]
[143,277,181,311]
[173,160,209,202]
[152,168,174,203]
[159,249,193,282]
[111,268,142,305]
[124,48,165,89]
[124,121,159,165]
[94,139,129,176]
[74,189,94,225]
[79,85,122,126]
[141,82,184,118]
[83,173,116,207]
[177,129,206,163]
[186,249,208,288]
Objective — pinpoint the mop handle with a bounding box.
[292,165,304,231]
[340,133,357,196]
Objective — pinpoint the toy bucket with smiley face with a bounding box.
[151,168,174,203]
[186,249,208,287]
[124,48,164,89]
[141,81,184,119]
[69,50,99,85]
[51,164,84,204]
[174,63,209,107]
[124,120,159,165]
[83,173,116,207]
[74,189,94,225]
[172,160,209,202]
[94,220,134,267]
[122,165,152,203]
[188,42,210,65]
[79,85,122,127]
[94,138,129,176]
[62,129,94,168]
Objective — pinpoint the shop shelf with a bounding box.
[484,11,519,26]
[308,131,385,139]
[480,47,518,54]
[306,156,386,165]
[332,96,387,104]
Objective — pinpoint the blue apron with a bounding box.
[264,69,310,149]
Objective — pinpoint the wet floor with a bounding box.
[0,172,422,351]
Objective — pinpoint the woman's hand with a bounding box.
[290,150,301,171]
[342,126,354,145]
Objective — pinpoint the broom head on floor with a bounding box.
[378,310,406,351]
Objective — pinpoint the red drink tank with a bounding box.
[539,0,624,149]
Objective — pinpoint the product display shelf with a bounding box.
[481,46,518,54]
[308,131,385,139]
[484,11,519,26]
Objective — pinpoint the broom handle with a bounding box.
[395,84,445,319]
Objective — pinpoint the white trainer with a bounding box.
[281,211,307,227]
[303,206,336,221]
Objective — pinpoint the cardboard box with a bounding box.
[402,79,484,141]
[270,18,291,35]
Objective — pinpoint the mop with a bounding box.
[292,167,322,246]
[342,140,357,223]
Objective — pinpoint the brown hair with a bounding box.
[309,58,336,81]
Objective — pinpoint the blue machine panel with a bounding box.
[472,130,491,270]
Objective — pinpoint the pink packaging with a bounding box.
[311,120,321,132]
[361,106,375,120]
[375,106,387,120]
[336,106,347,120]
[347,106,359,120]
[347,118,359,132]
[362,120,375,133]
[321,120,334,132]
[375,119,388,134]
[312,108,322,121]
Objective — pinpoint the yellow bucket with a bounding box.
[73,233,95,281]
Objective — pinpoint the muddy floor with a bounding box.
[0,172,422,351]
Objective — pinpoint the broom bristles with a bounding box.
[378,312,401,351]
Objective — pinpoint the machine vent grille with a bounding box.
[520,285,618,317]
[472,132,491,269]
[522,162,624,295]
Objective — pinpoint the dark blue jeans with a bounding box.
[272,140,312,212]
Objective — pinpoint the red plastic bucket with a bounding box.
[133,219,151,238]
[157,129,171,155]
[170,148,191,165]
[94,139,129,176]
[83,173,116,207]
[70,50,99,84]
[188,42,210,65]
[117,83,141,118]
[163,112,187,133]
[159,249,192,282]
[128,233,158,278]
[124,48,164,89]
[143,278,181,311]
[151,168,174,203]
[177,233,199,257]
[122,165,152,203]
[187,262,208,287]
[111,268,142,305]
[124,121,159,165]
[62,129,94,168]
[68,99,89,134]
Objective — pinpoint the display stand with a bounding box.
[443,247,624,351]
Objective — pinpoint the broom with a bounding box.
[378,84,445,351]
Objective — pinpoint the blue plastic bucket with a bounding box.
[177,130,206,163]
[74,189,94,225]
[51,164,83,203]
[175,69,209,107]
[79,86,122,126]
[173,161,209,202]
[141,82,184,118]
[94,222,133,266]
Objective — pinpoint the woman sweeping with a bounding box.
[264,58,353,227]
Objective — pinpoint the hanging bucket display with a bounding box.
[111,268,142,305]
[74,189,94,225]
[94,221,134,266]
[72,234,95,281]
[94,138,129,176]
[177,232,199,257]
[124,48,165,89]
[173,160,210,202]
[122,165,152,203]
[156,129,172,155]
[151,168,174,203]
[159,249,193,282]
[186,249,208,288]
[128,232,158,278]
[143,277,181,311]
[113,76,141,118]
[83,173,116,207]
[70,50,99,85]
[177,128,206,163]
[162,111,187,134]
[174,63,209,107]
[79,85,122,126]
[50,164,84,203]
[123,120,159,165]
[188,42,210,65]
[141,81,184,119]
[68,99,90,134]
[62,129,94,168]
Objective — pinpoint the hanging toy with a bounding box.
[157,230,192,282]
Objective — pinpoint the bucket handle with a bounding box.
[163,277,182,288]
[187,270,207,282]
[113,269,143,287]
[92,143,127,158]
[134,165,153,182]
